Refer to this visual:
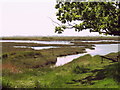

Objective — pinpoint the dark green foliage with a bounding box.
[2,78,12,88]
[73,65,90,74]
[2,54,8,59]
[55,2,120,36]
[34,80,42,88]
[105,62,120,83]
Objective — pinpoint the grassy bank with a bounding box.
[2,52,120,88]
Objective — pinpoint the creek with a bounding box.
[55,44,119,66]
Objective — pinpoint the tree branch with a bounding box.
[48,17,61,26]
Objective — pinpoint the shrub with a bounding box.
[2,54,8,59]
[73,65,89,74]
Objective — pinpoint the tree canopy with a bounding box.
[55,1,120,36]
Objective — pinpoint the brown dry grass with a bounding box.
[2,62,22,73]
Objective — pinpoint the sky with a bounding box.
[0,0,104,37]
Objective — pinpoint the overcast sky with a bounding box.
[0,0,104,37]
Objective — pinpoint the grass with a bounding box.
[2,52,120,88]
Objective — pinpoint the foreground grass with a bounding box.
[2,52,120,88]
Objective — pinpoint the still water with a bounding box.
[13,46,58,50]
[0,40,70,44]
[55,44,119,66]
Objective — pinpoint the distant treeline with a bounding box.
[1,36,119,41]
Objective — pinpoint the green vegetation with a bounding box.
[2,52,120,88]
[55,2,120,36]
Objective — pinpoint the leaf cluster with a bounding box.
[55,2,120,36]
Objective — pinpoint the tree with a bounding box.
[55,1,120,36]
